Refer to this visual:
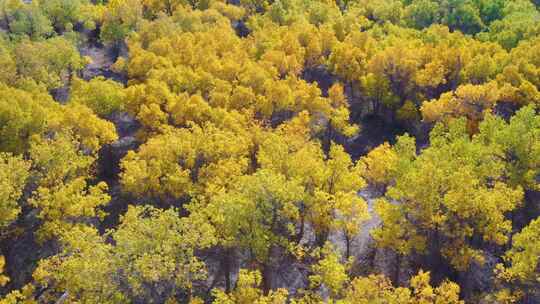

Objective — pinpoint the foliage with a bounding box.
[34,205,216,303]
[373,119,523,270]
[212,269,288,304]
[496,216,540,300]
[0,153,30,228]
[70,76,126,117]
[1,0,540,302]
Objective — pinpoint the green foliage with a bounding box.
[480,0,540,49]
[477,105,540,190]
[497,216,540,298]
[34,205,216,303]
[100,0,143,43]
[373,119,524,270]
[14,36,84,89]
[39,0,93,32]
[1,0,53,39]
[70,76,126,117]
[404,0,441,29]
[204,169,304,262]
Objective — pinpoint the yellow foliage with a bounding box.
[213,269,288,304]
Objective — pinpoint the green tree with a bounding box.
[496,216,540,301]
[69,76,126,117]
[404,0,440,29]
[373,120,523,271]
[39,0,94,32]
[34,205,216,303]
[1,0,53,38]
[14,37,85,90]
[200,169,304,292]
[476,105,540,191]
[100,0,143,44]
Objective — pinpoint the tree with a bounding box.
[27,131,110,241]
[481,0,540,50]
[34,205,216,303]
[495,38,540,106]
[339,270,463,304]
[29,177,110,241]
[421,82,501,132]
[33,225,125,304]
[29,132,94,188]
[361,142,399,190]
[14,37,85,90]
[258,120,368,251]
[308,243,350,299]
[100,0,143,44]
[0,84,52,154]
[200,169,304,292]
[69,76,126,117]
[110,206,216,302]
[120,123,251,200]
[476,105,540,191]
[373,120,523,271]
[0,153,30,229]
[295,246,463,303]
[141,0,186,17]
[0,42,16,85]
[212,269,288,304]
[1,0,53,39]
[0,81,116,155]
[404,0,440,29]
[60,102,118,153]
[440,0,484,35]
[39,0,94,32]
[496,216,540,301]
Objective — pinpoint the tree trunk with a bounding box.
[344,232,351,259]
[393,253,401,285]
[223,252,232,293]
[261,263,273,295]
[295,208,305,243]
[2,9,11,34]
[316,229,329,248]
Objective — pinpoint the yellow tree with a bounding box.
[212,270,288,304]
[0,153,30,229]
[0,153,30,288]
[0,84,53,154]
[257,115,368,254]
[120,123,252,201]
[421,81,501,133]
[338,270,463,304]
[28,132,109,241]
[361,135,416,191]
[295,245,463,303]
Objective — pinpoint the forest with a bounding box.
[0,0,539,303]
